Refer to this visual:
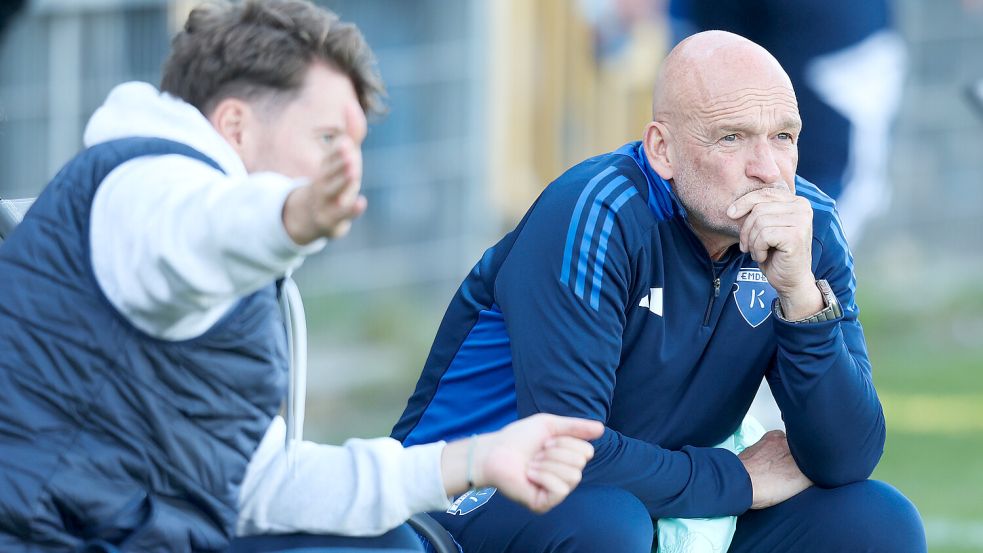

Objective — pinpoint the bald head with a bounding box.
[641,31,802,255]
[652,31,795,123]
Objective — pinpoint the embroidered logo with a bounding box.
[638,287,663,316]
[733,268,777,328]
[446,487,497,515]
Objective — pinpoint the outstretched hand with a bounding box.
[441,414,604,513]
[282,135,367,244]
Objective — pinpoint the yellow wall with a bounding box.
[485,0,667,223]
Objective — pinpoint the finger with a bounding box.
[529,459,584,487]
[747,222,800,263]
[748,225,786,263]
[545,416,605,441]
[535,443,590,470]
[738,202,798,252]
[317,142,361,200]
[322,195,367,239]
[526,467,575,510]
[728,186,795,220]
[315,162,353,200]
[541,436,595,465]
[742,211,801,254]
[332,170,363,208]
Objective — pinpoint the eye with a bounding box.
[720,134,739,143]
[320,132,337,144]
[776,132,794,142]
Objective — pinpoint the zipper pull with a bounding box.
[713,277,721,298]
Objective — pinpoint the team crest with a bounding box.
[732,268,778,328]
[446,487,497,515]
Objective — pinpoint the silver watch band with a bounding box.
[773,279,843,324]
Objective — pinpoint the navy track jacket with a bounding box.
[392,142,885,518]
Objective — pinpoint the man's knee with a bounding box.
[734,480,925,553]
[812,480,926,552]
[545,486,653,553]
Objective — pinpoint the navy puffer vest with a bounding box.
[0,138,288,552]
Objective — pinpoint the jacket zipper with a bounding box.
[702,271,721,326]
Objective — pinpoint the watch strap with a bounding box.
[774,279,843,323]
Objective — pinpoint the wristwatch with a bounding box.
[774,279,843,323]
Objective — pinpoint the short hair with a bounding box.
[160,0,384,117]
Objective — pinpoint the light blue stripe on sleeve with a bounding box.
[796,184,836,208]
[575,176,629,299]
[804,200,858,303]
[589,186,639,310]
[560,166,617,287]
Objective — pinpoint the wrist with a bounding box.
[440,434,488,496]
[775,279,842,323]
[282,186,319,245]
[776,278,823,321]
[465,434,480,489]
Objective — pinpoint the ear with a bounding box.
[207,98,259,162]
[643,121,674,181]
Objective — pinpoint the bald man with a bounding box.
[392,31,925,552]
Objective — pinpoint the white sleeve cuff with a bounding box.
[237,418,451,537]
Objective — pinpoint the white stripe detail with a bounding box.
[639,287,663,316]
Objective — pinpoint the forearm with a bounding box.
[237,417,450,537]
[772,318,885,487]
[92,157,325,339]
[580,427,752,518]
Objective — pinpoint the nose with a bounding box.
[745,138,782,185]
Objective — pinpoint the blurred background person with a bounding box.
[0,0,27,38]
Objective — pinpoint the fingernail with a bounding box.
[727,205,736,217]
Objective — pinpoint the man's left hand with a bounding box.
[728,185,823,320]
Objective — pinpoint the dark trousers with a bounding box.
[431,481,926,552]
[229,524,425,553]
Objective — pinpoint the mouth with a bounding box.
[737,181,791,200]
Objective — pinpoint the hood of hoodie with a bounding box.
[83,81,247,178]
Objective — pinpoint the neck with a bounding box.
[688,221,736,261]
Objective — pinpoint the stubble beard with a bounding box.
[671,161,741,240]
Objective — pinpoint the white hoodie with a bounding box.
[84,81,450,537]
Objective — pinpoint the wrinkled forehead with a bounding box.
[691,84,800,130]
[675,50,800,131]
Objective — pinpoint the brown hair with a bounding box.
[161,0,384,117]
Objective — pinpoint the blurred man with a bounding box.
[0,0,26,38]
[0,1,603,552]
[393,31,925,552]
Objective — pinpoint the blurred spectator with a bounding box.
[0,0,26,39]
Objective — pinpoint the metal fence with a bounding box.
[862,0,983,284]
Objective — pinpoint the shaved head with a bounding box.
[653,30,796,126]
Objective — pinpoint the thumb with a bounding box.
[547,416,604,441]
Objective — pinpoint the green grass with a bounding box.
[299,287,447,443]
[862,279,983,552]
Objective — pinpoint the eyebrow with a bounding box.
[314,124,346,135]
[712,116,802,135]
